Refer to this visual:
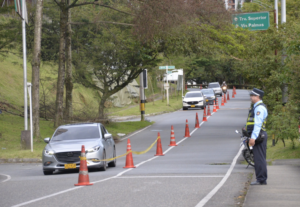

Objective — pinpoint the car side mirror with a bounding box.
[104,133,112,139]
[44,137,50,143]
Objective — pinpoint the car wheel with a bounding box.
[99,150,107,171]
[43,170,53,175]
[183,107,187,110]
[108,146,116,167]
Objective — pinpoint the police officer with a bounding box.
[246,88,268,185]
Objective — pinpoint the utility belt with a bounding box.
[242,128,266,144]
[255,130,266,144]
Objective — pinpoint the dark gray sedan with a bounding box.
[42,123,116,175]
[201,89,216,105]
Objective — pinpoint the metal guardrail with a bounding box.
[186,84,254,90]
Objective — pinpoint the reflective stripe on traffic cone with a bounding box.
[169,126,178,146]
[221,95,225,106]
[155,132,164,156]
[207,104,211,116]
[184,119,191,137]
[227,92,230,101]
[203,107,208,122]
[75,145,93,186]
[195,113,200,128]
[213,100,217,112]
[123,139,136,168]
[216,98,220,110]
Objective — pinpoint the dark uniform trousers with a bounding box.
[252,131,268,182]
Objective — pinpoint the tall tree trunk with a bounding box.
[65,1,73,121]
[31,0,43,139]
[98,94,108,120]
[54,4,67,128]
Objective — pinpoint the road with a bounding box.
[0,89,253,207]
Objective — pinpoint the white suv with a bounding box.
[208,82,222,97]
[182,91,206,110]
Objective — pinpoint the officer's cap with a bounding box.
[250,88,264,98]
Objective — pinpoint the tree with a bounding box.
[0,18,21,58]
[72,20,160,119]
[31,0,44,139]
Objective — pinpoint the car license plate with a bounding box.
[64,163,76,169]
[191,105,195,108]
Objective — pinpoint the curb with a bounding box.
[0,158,42,164]
[109,110,173,122]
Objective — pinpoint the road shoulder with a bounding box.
[243,159,300,207]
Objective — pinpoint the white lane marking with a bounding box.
[11,186,84,207]
[195,145,244,207]
[116,176,224,178]
[135,156,158,167]
[12,111,217,207]
[0,174,11,183]
[120,125,152,141]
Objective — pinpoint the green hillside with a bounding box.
[0,52,99,118]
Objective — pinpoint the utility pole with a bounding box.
[139,71,145,121]
[22,0,28,130]
[274,0,278,56]
[275,0,278,29]
[281,0,288,104]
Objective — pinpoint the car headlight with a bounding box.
[87,146,100,153]
[44,150,55,156]
[211,96,215,99]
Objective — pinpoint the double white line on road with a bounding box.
[12,111,241,207]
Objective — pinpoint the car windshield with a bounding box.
[201,89,214,95]
[208,84,220,88]
[185,93,202,98]
[51,126,100,141]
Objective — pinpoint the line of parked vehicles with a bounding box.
[182,82,227,110]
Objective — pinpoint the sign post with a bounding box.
[232,12,270,31]
[159,66,175,106]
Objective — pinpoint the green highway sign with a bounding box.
[159,66,175,70]
[232,12,270,31]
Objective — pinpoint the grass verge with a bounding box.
[109,95,183,117]
[267,138,300,160]
[0,113,153,159]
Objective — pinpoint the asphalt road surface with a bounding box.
[0,89,254,207]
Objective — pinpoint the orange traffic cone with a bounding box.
[75,145,93,186]
[221,95,225,106]
[155,132,164,156]
[200,84,202,89]
[234,86,237,95]
[213,100,217,112]
[203,107,208,122]
[184,119,191,137]
[195,113,200,128]
[169,126,177,146]
[216,98,220,109]
[227,92,230,101]
[224,94,227,103]
[207,104,211,116]
[232,90,235,98]
[123,139,136,168]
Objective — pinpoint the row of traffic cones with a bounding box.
[74,88,239,186]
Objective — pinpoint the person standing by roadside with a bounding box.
[246,88,268,185]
